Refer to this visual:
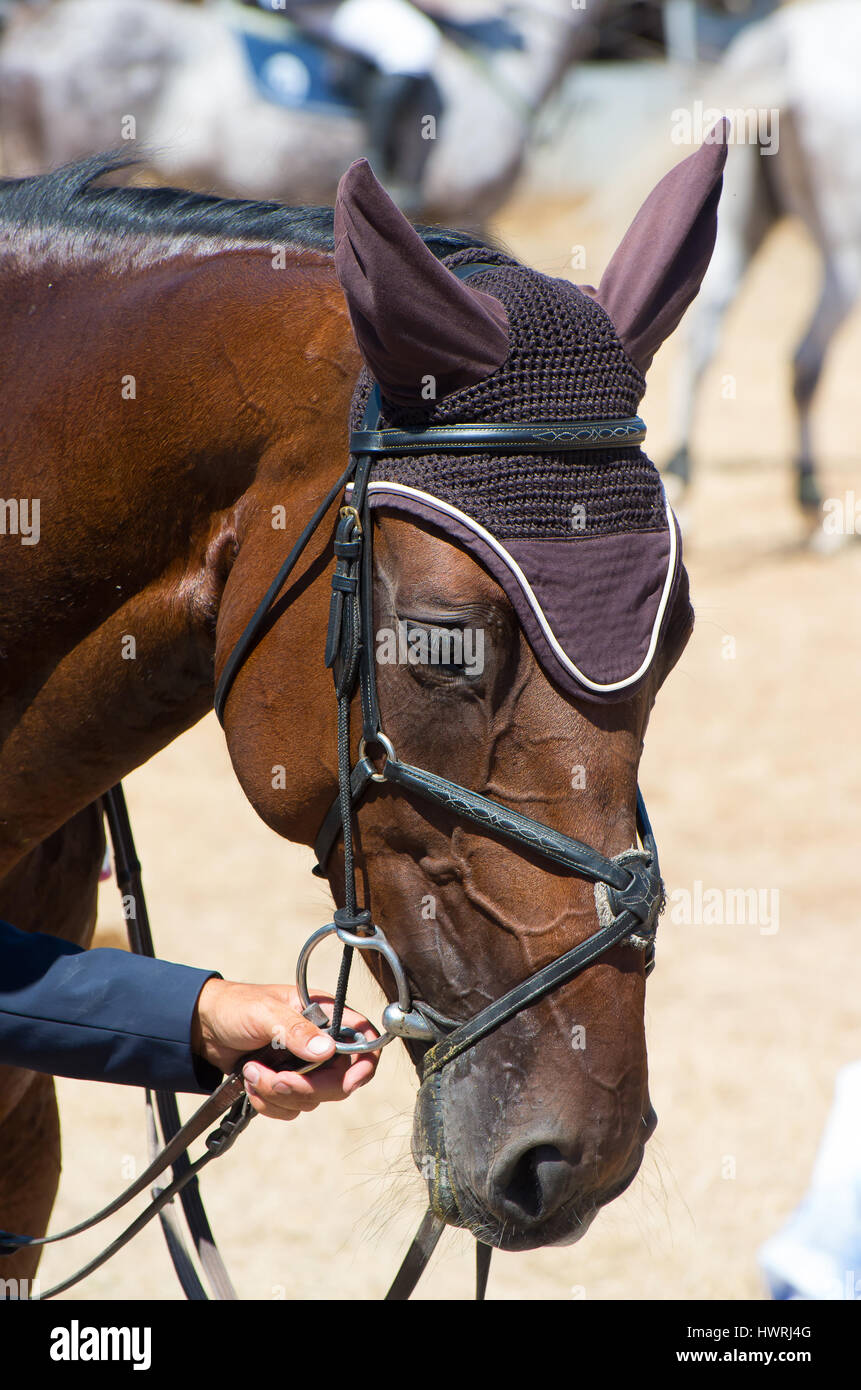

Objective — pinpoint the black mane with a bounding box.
[0,151,494,261]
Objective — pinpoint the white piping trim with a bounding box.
[349,479,678,693]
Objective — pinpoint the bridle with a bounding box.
[215,410,663,1046]
[284,414,663,1056]
[0,264,665,1302]
[214,262,666,1290]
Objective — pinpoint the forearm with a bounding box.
[0,919,222,1093]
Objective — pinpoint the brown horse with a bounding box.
[0,136,724,1284]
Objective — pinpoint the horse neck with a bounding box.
[0,243,357,872]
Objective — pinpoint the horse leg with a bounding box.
[793,266,851,513]
[664,266,732,493]
[666,141,776,499]
[0,804,104,1280]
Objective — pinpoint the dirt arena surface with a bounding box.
[41,201,861,1301]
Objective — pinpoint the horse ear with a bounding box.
[593,122,729,375]
[333,159,509,406]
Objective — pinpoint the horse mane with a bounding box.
[0,151,498,263]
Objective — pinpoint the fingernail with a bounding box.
[308,1036,333,1055]
[244,1065,260,1086]
[273,1081,292,1095]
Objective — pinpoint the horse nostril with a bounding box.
[495,1143,575,1222]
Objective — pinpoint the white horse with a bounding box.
[665,0,861,524]
[0,0,604,223]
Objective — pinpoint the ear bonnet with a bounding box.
[334,133,727,701]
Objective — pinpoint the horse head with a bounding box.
[219,131,727,1251]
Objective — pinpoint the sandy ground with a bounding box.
[38,201,861,1301]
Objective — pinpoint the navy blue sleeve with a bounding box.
[0,919,223,1093]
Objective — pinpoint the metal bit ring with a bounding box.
[296,921,412,1053]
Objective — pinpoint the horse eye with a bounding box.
[407,623,464,671]
[401,621,485,681]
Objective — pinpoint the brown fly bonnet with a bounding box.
[333,128,728,701]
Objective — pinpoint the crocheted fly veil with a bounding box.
[348,260,675,700]
[334,133,728,701]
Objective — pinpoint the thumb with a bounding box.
[247,1004,336,1071]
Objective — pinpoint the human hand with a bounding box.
[192,979,380,1120]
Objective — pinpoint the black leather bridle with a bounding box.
[211,264,666,1295]
[213,387,664,1072]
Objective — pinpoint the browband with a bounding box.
[350,418,647,455]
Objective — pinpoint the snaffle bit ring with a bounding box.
[296,920,411,1053]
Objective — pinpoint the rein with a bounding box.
[0,785,326,1300]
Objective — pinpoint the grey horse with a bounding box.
[0,0,605,224]
[665,0,861,525]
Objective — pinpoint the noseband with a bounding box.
[214,265,665,1080]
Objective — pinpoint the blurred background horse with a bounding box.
[664,0,861,538]
[0,0,613,222]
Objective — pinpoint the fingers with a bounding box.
[339,1004,383,1049]
[254,994,380,1068]
[243,1090,302,1121]
[241,1059,316,1121]
[304,993,382,1048]
[241,1058,340,1120]
[238,988,383,1121]
[242,1050,372,1117]
[276,1052,377,1101]
[268,1009,337,1067]
[242,1047,378,1119]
